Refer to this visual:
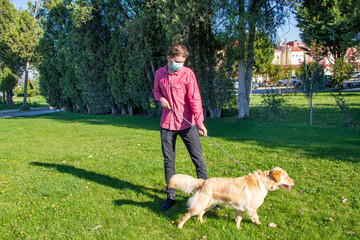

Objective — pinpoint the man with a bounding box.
[153,44,208,211]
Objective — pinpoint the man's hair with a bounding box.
[167,44,189,58]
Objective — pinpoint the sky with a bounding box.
[11,0,302,42]
[11,0,30,11]
[277,12,302,42]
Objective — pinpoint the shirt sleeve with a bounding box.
[186,70,205,129]
[153,70,163,101]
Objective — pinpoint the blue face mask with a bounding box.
[170,59,184,71]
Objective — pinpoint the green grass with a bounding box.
[0,96,49,111]
[1,92,359,239]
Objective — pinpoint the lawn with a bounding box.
[1,92,359,239]
[0,96,49,111]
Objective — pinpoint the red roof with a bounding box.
[289,46,305,52]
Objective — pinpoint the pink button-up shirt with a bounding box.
[153,65,204,131]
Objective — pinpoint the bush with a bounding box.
[332,94,355,127]
[260,92,287,118]
[14,85,40,97]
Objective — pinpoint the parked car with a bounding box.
[351,71,360,79]
[276,78,289,86]
[260,81,269,87]
[324,75,336,88]
[293,79,302,87]
[276,76,301,87]
[251,82,259,89]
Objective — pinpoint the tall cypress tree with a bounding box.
[38,1,74,109]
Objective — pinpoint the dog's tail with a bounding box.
[169,174,204,194]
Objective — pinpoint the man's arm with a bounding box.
[186,70,205,131]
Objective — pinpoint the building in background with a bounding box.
[273,40,312,68]
[273,40,359,75]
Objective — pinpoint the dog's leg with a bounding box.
[178,191,211,229]
[197,210,206,223]
[178,212,192,229]
[179,207,207,228]
[247,208,261,225]
[235,210,244,229]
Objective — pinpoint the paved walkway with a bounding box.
[343,87,360,92]
[0,107,63,118]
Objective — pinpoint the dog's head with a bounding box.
[256,167,296,191]
[269,167,296,191]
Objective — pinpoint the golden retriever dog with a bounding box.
[169,167,295,229]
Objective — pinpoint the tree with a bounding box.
[105,0,166,115]
[0,1,24,77]
[37,1,74,110]
[253,31,275,80]
[0,0,21,106]
[296,0,360,61]
[332,59,353,95]
[299,61,325,125]
[35,0,295,118]
[13,2,42,110]
[218,0,294,118]
[0,66,17,106]
[67,0,114,114]
[0,0,43,110]
[265,63,282,84]
[39,0,115,114]
[156,0,233,118]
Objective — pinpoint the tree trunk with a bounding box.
[237,0,260,118]
[144,38,156,79]
[237,0,248,118]
[21,1,39,110]
[6,91,14,107]
[111,105,119,115]
[208,107,221,118]
[309,95,313,126]
[309,79,313,125]
[22,61,30,110]
[238,59,249,118]
[128,105,133,116]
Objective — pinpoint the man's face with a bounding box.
[167,55,186,66]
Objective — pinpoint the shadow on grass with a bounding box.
[29,162,238,223]
[30,162,184,218]
[37,112,161,132]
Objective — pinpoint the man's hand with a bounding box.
[160,97,171,109]
[198,126,207,137]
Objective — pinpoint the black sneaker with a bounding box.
[213,204,220,210]
[160,198,176,211]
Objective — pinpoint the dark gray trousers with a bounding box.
[161,125,208,200]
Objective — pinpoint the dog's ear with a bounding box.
[270,169,282,182]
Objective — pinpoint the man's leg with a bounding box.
[179,126,208,180]
[160,128,177,210]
